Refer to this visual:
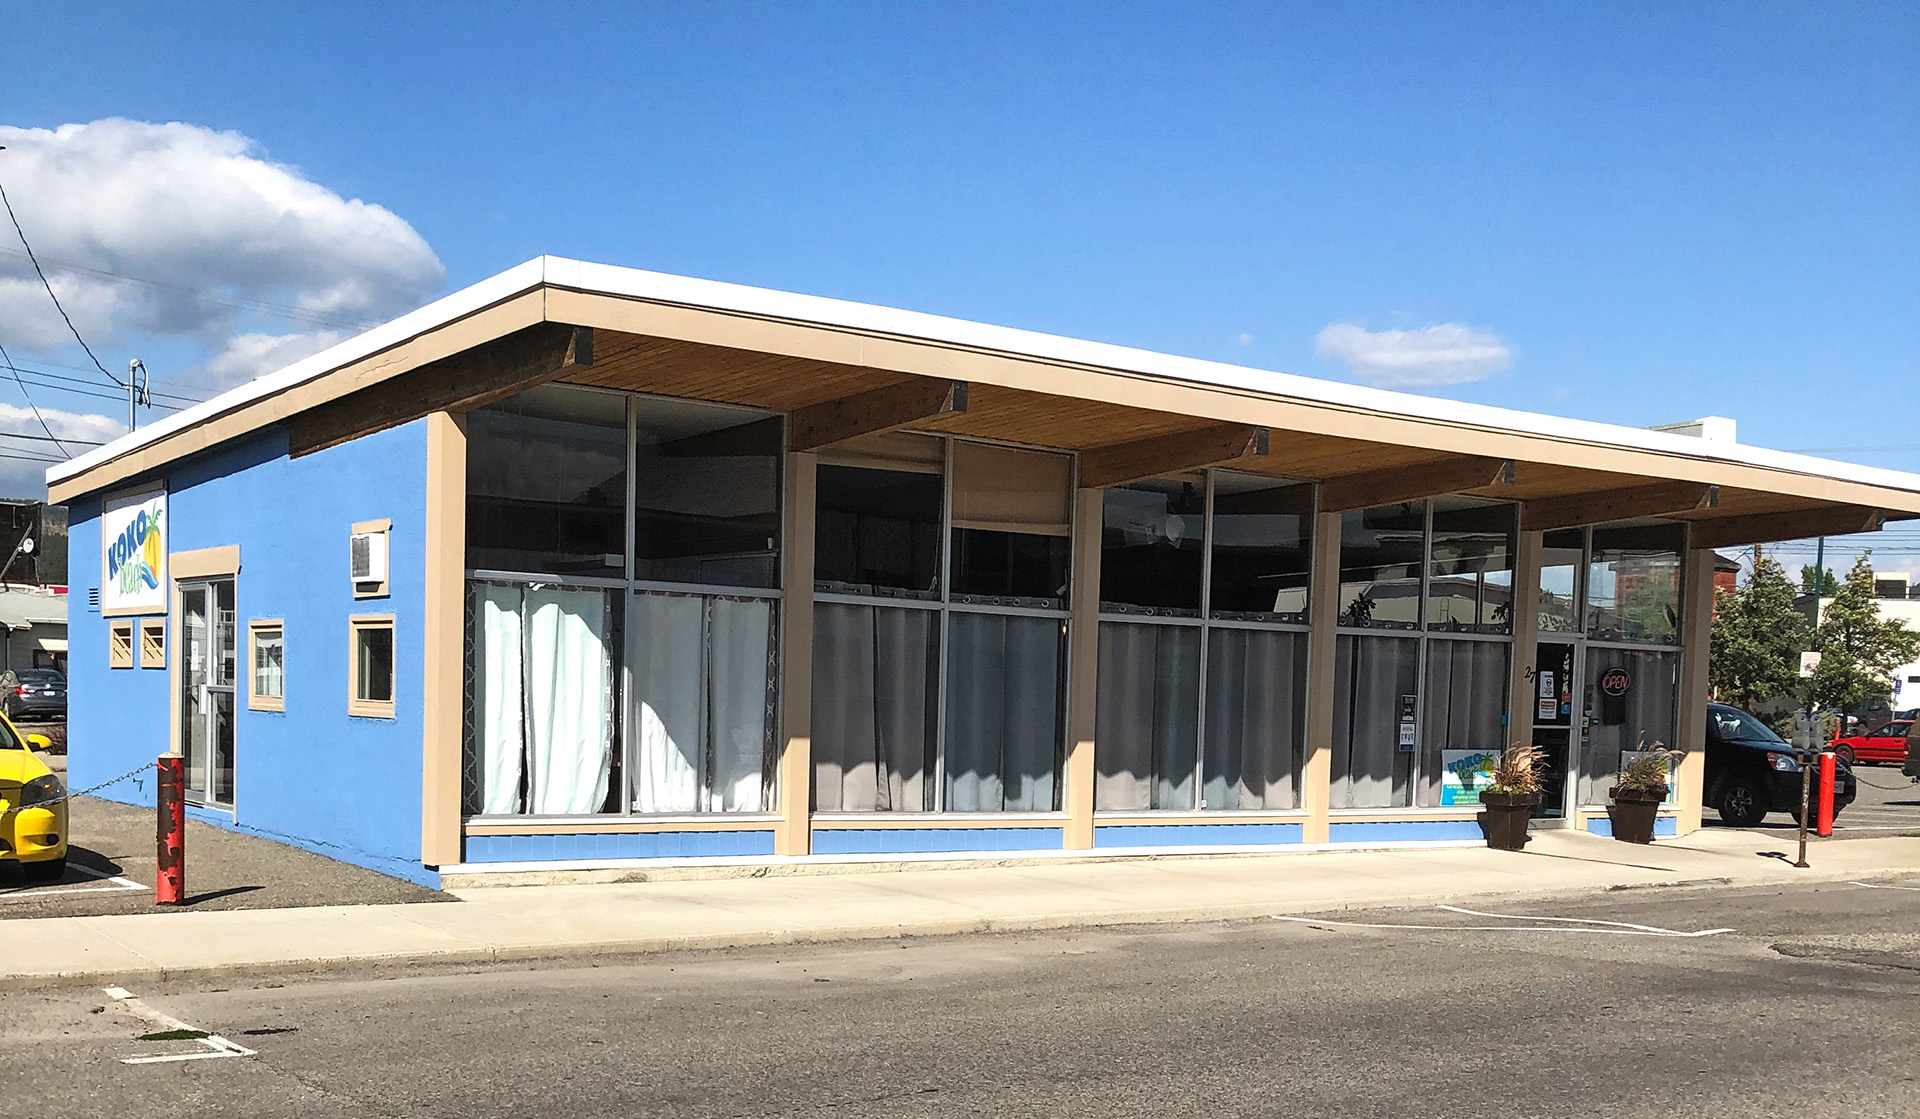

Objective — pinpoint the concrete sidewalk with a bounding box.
[6,829,1917,990]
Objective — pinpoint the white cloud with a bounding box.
[1314,321,1513,389]
[0,401,124,499]
[0,118,444,386]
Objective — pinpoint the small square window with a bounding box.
[109,621,134,668]
[351,519,391,599]
[249,621,285,712]
[348,614,395,718]
[139,620,166,669]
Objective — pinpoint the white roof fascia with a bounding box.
[51,254,1920,501]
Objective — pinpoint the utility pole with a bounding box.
[127,358,151,430]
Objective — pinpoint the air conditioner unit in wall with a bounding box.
[350,530,388,586]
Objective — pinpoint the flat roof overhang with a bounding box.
[47,257,1920,547]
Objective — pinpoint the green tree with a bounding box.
[1800,565,1839,595]
[1709,555,1810,712]
[1808,553,1920,714]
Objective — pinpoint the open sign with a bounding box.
[1599,667,1631,697]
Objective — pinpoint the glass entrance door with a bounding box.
[1532,641,1581,819]
[179,579,237,807]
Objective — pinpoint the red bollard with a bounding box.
[1816,751,1836,838]
[155,753,185,905]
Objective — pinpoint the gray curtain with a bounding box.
[944,612,1063,812]
[812,602,938,811]
[1204,628,1306,810]
[1332,635,1419,808]
[630,592,775,813]
[1579,648,1679,805]
[1095,622,1201,810]
[1418,640,1510,806]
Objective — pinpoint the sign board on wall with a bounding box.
[1440,749,1500,806]
[100,487,167,615]
[1619,750,1678,806]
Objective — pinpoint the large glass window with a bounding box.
[1100,478,1205,616]
[466,385,627,576]
[1339,504,1424,628]
[1419,639,1510,806]
[811,435,1073,813]
[464,386,782,818]
[1093,469,1311,813]
[1209,476,1312,623]
[1578,647,1680,805]
[1537,529,1586,634]
[1588,524,1685,645]
[633,400,782,588]
[1427,498,1515,634]
[1331,635,1419,808]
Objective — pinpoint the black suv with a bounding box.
[1706,703,1856,827]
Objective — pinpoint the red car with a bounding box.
[1831,720,1912,766]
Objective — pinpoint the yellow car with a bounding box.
[0,716,65,881]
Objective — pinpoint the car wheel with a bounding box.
[1835,745,1857,767]
[1716,775,1769,827]
[21,856,66,882]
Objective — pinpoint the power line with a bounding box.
[4,359,205,405]
[0,175,124,389]
[0,430,103,446]
[0,340,75,457]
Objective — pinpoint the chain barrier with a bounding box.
[1851,771,1918,792]
[46,759,157,807]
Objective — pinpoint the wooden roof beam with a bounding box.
[1522,482,1718,532]
[290,323,591,458]
[1688,505,1884,550]
[1078,424,1268,489]
[1318,455,1514,514]
[789,378,967,451]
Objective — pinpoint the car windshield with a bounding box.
[15,670,62,683]
[0,719,23,750]
[1711,706,1785,744]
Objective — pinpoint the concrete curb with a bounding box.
[12,860,1918,995]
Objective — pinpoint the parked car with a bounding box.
[0,668,66,721]
[0,713,66,880]
[1705,703,1856,827]
[1830,720,1912,767]
[1906,723,1920,781]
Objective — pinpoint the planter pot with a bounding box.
[1607,785,1668,844]
[1480,791,1541,851]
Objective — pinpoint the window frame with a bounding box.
[347,613,396,719]
[248,619,285,712]
[109,619,134,668]
[351,519,392,600]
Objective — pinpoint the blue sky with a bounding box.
[4,2,1917,566]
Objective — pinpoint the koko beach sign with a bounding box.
[101,487,167,614]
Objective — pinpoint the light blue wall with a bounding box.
[68,421,434,886]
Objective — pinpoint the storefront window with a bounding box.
[811,602,939,811]
[1202,627,1307,809]
[949,442,1072,608]
[1209,475,1312,623]
[1587,524,1685,645]
[944,612,1065,811]
[1100,477,1205,616]
[466,385,627,576]
[1578,647,1680,805]
[1339,504,1424,628]
[632,400,782,588]
[1537,529,1585,634]
[1331,635,1420,808]
[1418,639,1510,806]
[1095,621,1201,809]
[814,460,942,599]
[1427,498,1515,634]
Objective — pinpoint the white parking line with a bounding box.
[0,864,144,900]
[1849,881,1920,892]
[105,986,255,1065]
[1273,906,1733,937]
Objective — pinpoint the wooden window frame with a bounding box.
[351,519,392,599]
[138,618,166,669]
[248,619,285,712]
[109,620,134,669]
[348,613,396,718]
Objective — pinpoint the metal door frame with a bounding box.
[178,576,236,808]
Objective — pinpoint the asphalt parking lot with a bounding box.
[6,743,447,918]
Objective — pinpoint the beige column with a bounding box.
[1674,545,1716,834]
[775,452,819,855]
[1507,529,1543,751]
[1301,509,1343,843]
[1063,487,1103,849]
[420,412,466,867]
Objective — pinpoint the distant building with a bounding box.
[0,500,69,673]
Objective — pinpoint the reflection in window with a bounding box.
[814,463,942,598]
[1338,504,1424,628]
[467,385,627,575]
[949,442,1072,607]
[1209,476,1312,623]
[1100,478,1204,616]
[633,400,782,588]
[1537,529,1585,633]
[1588,524,1684,644]
[1578,647,1679,804]
[1427,498,1515,634]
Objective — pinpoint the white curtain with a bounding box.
[631,593,706,813]
[708,598,773,812]
[474,585,527,814]
[525,588,613,815]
